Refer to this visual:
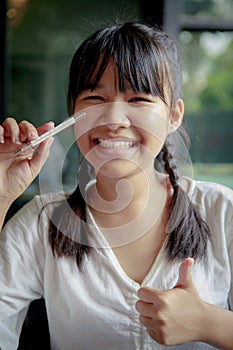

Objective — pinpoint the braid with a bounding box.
[161,142,211,262]
[163,141,180,190]
[48,159,91,270]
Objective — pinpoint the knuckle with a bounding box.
[157,293,170,309]
[135,299,140,309]
[18,119,27,125]
[3,117,14,125]
[19,120,32,128]
[2,117,18,130]
[19,120,37,137]
[156,327,172,346]
[139,314,150,328]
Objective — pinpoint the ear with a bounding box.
[169,99,184,133]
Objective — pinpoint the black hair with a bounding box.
[67,22,182,113]
[49,21,211,268]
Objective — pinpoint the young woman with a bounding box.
[0,21,232,350]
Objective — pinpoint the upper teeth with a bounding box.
[98,138,135,149]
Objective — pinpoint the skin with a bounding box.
[0,61,233,349]
[0,118,54,229]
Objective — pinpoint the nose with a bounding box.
[98,103,131,130]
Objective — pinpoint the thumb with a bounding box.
[29,137,54,177]
[174,258,195,290]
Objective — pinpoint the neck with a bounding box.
[86,167,171,248]
[86,165,169,223]
[97,164,158,200]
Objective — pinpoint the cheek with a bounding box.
[149,135,165,153]
[74,128,90,157]
[132,110,170,146]
[74,129,100,170]
[139,132,165,163]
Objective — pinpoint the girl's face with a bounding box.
[73,60,183,179]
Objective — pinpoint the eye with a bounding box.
[129,96,153,103]
[83,95,105,101]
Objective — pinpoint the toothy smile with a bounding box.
[96,138,137,149]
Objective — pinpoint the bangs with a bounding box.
[68,23,170,113]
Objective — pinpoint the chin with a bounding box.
[96,159,152,180]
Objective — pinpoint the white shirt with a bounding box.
[0,178,232,350]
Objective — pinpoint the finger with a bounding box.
[18,121,54,145]
[137,286,161,303]
[37,122,54,136]
[135,300,154,317]
[2,117,21,144]
[139,314,153,327]
[147,328,161,343]
[28,137,54,176]
[0,125,4,143]
[174,258,195,290]
[139,316,165,344]
[19,120,38,143]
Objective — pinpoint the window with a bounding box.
[4,0,141,203]
[164,0,233,188]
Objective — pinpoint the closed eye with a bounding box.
[129,97,153,103]
[83,95,105,101]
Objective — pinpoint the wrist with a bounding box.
[0,200,13,230]
[197,301,215,343]
[0,194,16,208]
[199,301,233,350]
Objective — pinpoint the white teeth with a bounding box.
[97,138,135,149]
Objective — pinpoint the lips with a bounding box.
[95,138,138,149]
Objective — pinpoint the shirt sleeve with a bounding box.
[0,195,49,350]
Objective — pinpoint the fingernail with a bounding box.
[0,135,4,143]
[30,131,37,139]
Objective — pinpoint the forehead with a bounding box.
[89,60,135,92]
[82,55,138,93]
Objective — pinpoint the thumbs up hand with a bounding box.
[135,258,206,346]
[174,257,195,290]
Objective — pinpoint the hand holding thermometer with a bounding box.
[14,111,86,155]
